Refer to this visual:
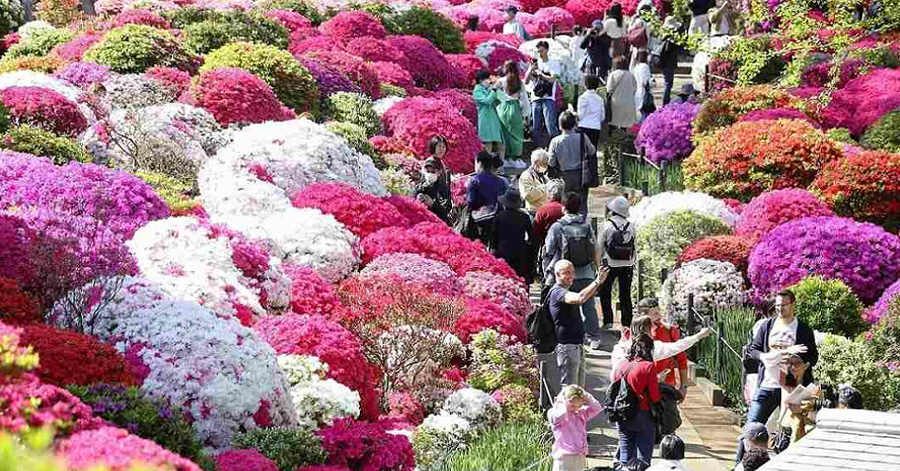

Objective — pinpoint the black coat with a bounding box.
[747,318,819,387]
[580,34,611,74]
[414,177,452,223]
[654,383,683,443]
[689,0,713,16]
[490,208,534,279]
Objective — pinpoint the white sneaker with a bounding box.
[502,158,514,168]
[590,340,603,350]
[515,159,528,168]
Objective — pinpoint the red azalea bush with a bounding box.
[446,54,488,87]
[523,7,575,37]
[564,0,610,26]
[382,195,443,226]
[684,120,843,201]
[58,426,202,471]
[217,449,279,471]
[191,67,295,127]
[677,235,754,278]
[1,86,88,137]
[369,62,416,93]
[320,11,387,40]
[283,264,347,318]
[424,89,478,128]
[0,375,100,437]
[386,36,462,90]
[292,182,412,239]
[290,36,347,55]
[145,66,191,96]
[456,297,527,344]
[265,9,312,33]
[811,150,900,232]
[302,51,380,99]
[52,34,104,62]
[255,314,381,420]
[346,37,407,64]
[692,84,793,136]
[380,97,481,173]
[317,418,415,471]
[0,278,40,325]
[735,188,835,242]
[463,31,523,53]
[1,33,20,54]
[113,9,171,29]
[20,324,138,387]
[820,68,900,136]
[800,59,865,89]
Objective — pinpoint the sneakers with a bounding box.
[590,339,603,350]
[514,159,528,169]
[601,323,614,330]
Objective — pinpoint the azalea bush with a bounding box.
[83,25,198,74]
[113,8,171,29]
[316,418,416,471]
[735,188,835,242]
[292,182,409,239]
[360,253,463,296]
[284,264,346,318]
[811,150,900,232]
[468,329,537,393]
[630,191,739,229]
[814,334,900,412]
[3,26,73,59]
[190,67,295,128]
[53,61,112,89]
[277,355,361,430]
[57,426,203,471]
[217,450,279,471]
[684,120,843,201]
[490,384,540,424]
[0,278,40,325]
[564,0,609,26]
[0,374,100,437]
[386,35,463,90]
[446,54,488,87]
[182,10,289,54]
[301,51,380,100]
[325,122,381,165]
[737,107,819,127]
[860,108,900,153]
[635,103,699,165]
[21,325,137,387]
[692,85,793,136]
[319,11,387,40]
[297,58,362,104]
[1,125,90,164]
[392,7,465,54]
[233,427,327,471]
[659,259,745,326]
[456,297,527,344]
[787,275,866,337]
[748,216,900,304]
[1,86,88,138]
[820,68,900,136]
[324,92,381,137]
[52,34,104,62]
[866,278,900,324]
[676,235,754,279]
[413,412,473,471]
[462,271,531,319]
[96,73,178,110]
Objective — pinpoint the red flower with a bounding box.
[0,278,40,325]
[20,325,139,387]
[811,150,900,232]
[677,235,754,279]
[190,67,295,127]
[317,418,415,471]
[320,11,387,40]
[455,298,527,344]
[385,36,463,91]
[1,86,88,137]
[292,182,411,239]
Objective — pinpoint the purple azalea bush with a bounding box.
[297,58,362,102]
[635,103,699,165]
[53,62,114,90]
[865,278,900,324]
[748,216,900,304]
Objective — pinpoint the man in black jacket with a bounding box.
[580,20,611,80]
[736,289,818,463]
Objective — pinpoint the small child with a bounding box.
[548,385,603,471]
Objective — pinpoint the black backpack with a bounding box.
[526,298,557,354]
[605,220,634,261]
[560,221,595,267]
[604,365,639,424]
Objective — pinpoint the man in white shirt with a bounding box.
[576,74,605,149]
[502,6,528,40]
[526,41,562,148]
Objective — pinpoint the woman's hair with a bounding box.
[558,110,578,130]
[630,315,653,337]
[741,450,770,471]
[475,69,491,82]
[531,148,550,166]
[838,385,863,409]
[607,3,623,27]
[428,135,447,156]
[584,74,600,90]
[660,435,685,460]
[573,25,584,35]
[628,333,654,362]
[562,384,587,402]
[467,15,479,31]
[476,150,496,170]
[636,50,649,64]
[613,55,629,71]
[536,40,550,50]
[563,192,582,214]
[504,61,522,94]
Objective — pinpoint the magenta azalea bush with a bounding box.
[292,182,411,239]
[635,103,699,165]
[821,68,900,136]
[735,188,835,242]
[320,11,387,40]
[265,9,312,33]
[748,216,900,304]
[58,426,202,471]
[113,9,171,29]
[370,61,416,93]
[462,271,531,318]
[386,35,463,91]
[284,264,347,318]
[52,34,104,62]
[456,297,527,344]
[298,58,363,101]
[1,86,89,137]
[191,67,295,127]
[317,418,415,471]
[865,278,900,324]
[302,51,381,99]
[346,37,407,64]
[217,449,279,471]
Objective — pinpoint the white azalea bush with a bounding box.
[373,96,406,117]
[659,258,746,326]
[630,191,739,229]
[277,354,362,430]
[440,388,503,431]
[127,217,292,325]
[413,412,473,471]
[0,71,97,123]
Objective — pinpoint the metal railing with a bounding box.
[704,63,739,93]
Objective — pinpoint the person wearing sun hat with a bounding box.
[490,188,534,280]
[596,196,636,331]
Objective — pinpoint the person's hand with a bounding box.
[787,345,808,356]
[698,327,712,339]
[596,267,609,285]
[417,194,434,208]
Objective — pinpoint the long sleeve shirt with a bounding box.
[548,392,603,458]
[654,323,688,386]
[548,131,595,172]
[466,171,508,210]
[414,178,452,223]
[518,167,549,213]
[609,330,708,382]
[613,360,661,410]
[596,214,636,267]
[577,90,605,131]
[542,213,597,284]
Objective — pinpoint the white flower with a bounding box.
[658,258,745,326]
[373,96,406,117]
[17,21,54,42]
[277,354,329,386]
[414,412,472,471]
[419,412,471,435]
[630,191,739,229]
[441,388,502,430]
[288,378,361,430]
[0,71,97,124]
[377,325,464,373]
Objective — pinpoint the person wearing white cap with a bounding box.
[596,196,636,329]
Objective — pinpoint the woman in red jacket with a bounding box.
[612,333,661,467]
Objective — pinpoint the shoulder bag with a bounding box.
[581,131,600,188]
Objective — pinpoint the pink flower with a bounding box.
[381,195,443,226]
[146,66,191,96]
[302,51,381,99]
[821,68,900,136]
[52,34,104,62]
[283,264,347,318]
[190,67,295,127]
[360,253,464,296]
[463,31,523,53]
[113,8,170,28]
[386,36,464,91]
[462,271,531,318]
[420,88,478,128]
[369,62,416,93]
[217,449,278,471]
[456,297,527,344]
[735,188,834,242]
[1,86,88,137]
[446,54,489,88]
[264,9,312,33]
[58,426,202,471]
[347,37,408,64]
[292,182,411,239]
[320,11,387,40]
[317,418,415,471]
[380,392,425,425]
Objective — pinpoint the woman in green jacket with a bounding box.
[473,69,503,154]
[496,61,525,167]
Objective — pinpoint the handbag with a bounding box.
[471,204,498,223]
[580,131,600,188]
[626,25,648,49]
[453,206,479,240]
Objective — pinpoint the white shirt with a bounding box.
[503,21,527,39]
[576,90,605,130]
[531,58,562,101]
[632,63,652,114]
[603,18,625,39]
[759,318,798,390]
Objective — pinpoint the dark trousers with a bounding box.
[735,387,782,462]
[599,265,634,327]
[661,64,676,105]
[578,126,602,149]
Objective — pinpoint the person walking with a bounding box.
[603,3,626,59]
[519,149,551,215]
[632,51,654,122]
[548,385,603,471]
[497,61,526,167]
[466,151,508,246]
[607,56,638,132]
[473,70,503,154]
[526,41,562,148]
[503,6,528,40]
[580,20,611,80]
[414,157,452,224]
[596,196,636,329]
[612,333,660,467]
[548,259,608,386]
[738,289,818,463]
[542,193,604,349]
[548,111,596,216]
[656,16,681,105]
[627,0,654,69]
[576,74,605,149]
[490,188,534,281]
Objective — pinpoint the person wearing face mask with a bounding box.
[519,149,551,215]
[415,157,452,224]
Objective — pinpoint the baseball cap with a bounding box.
[741,422,769,446]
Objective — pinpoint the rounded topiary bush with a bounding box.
[1,124,90,164]
[814,334,900,412]
[677,235,753,279]
[258,0,324,24]
[325,121,381,165]
[735,188,835,242]
[233,427,326,471]
[160,6,219,28]
[392,7,465,54]
[325,92,381,137]
[201,41,320,116]
[1,86,88,137]
[684,120,843,201]
[660,259,745,326]
[3,27,73,59]
[860,108,900,153]
[182,10,289,54]
[83,24,198,74]
[787,275,867,337]
[191,67,296,127]
[319,11,386,40]
[810,150,900,232]
[301,50,380,100]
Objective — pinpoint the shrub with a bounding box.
[456,298,527,345]
[233,427,327,471]
[860,108,900,153]
[317,418,416,471]
[659,259,745,326]
[134,171,199,216]
[258,0,325,24]
[564,0,609,26]
[445,419,552,471]
[413,412,472,471]
[787,276,866,337]
[490,384,540,424]
[201,41,320,115]
[369,61,415,93]
[814,334,900,411]
[97,73,177,110]
[83,25,198,74]
[468,329,537,393]
[159,6,218,28]
[1,125,90,164]
[113,8,171,29]
[684,120,842,201]
[3,27,73,59]
[867,297,900,365]
[35,0,82,27]
[0,53,66,73]
[53,61,112,89]
[346,37,406,64]
[297,57,362,105]
[866,278,900,325]
[21,325,137,387]
[0,375,99,437]
[386,36,462,91]
[820,68,900,137]
[1,86,87,138]
[692,85,793,136]
[67,384,214,471]
[392,7,465,54]
[57,426,204,471]
[51,34,103,62]
[182,11,289,54]
[319,11,386,40]
[325,92,381,137]
[0,0,24,36]
[217,450,279,471]
[191,67,295,127]
[811,150,900,232]
[325,122,381,165]
[0,278,40,325]
[677,235,753,278]
[735,189,835,242]
[292,182,408,239]
[737,107,818,127]
[265,9,312,33]
[635,102,700,165]
[301,51,379,100]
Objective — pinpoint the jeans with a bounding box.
[735,387,782,462]
[661,64,676,105]
[537,351,561,408]
[599,265,634,327]
[556,343,585,387]
[572,278,601,341]
[617,409,655,466]
[532,99,560,148]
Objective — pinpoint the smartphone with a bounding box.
[601,258,609,268]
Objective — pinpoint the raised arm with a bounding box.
[653,327,712,362]
[563,270,607,304]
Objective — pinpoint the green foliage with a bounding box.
[715,35,786,86]
[413,417,473,471]
[83,25,197,74]
[135,171,199,215]
[445,419,552,471]
[161,7,219,28]
[0,0,24,37]
[379,167,414,196]
[391,7,465,54]
[325,121,383,167]
[258,0,325,24]
[182,11,289,55]
[380,82,407,98]
[866,298,900,365]
[0,103,9,134]
[67,384,215,471]
[814,334,900,411]
[1,125,91,165]
[826,127,855,145]
[491,384,541,424]
[860,108,900,153]
[851,44,900,69]
[232,427,327,471]
[623,158,685,195]
[788,276,866,337]
[694,306,757,411]
[468,329,538,394]
[3,27,74,59]
[351,2,401,32]
[201,41,320,116]
[325,92,381,137]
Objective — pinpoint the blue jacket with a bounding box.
[466,171,508,210]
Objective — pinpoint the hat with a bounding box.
[606,196,631,218]
[679,83,697,96]
[591,19,603,28]
[498,188,523,208]
[741,422,769,446]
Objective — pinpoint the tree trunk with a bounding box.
[82,0,97,16]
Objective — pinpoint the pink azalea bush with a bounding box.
[748,216,900,304]
[347,37,408,64]
[0,214,37,289]
[58,426,202,471]
[284,264,347,318]
[738,107,820,128]
[820,68,900,136]
[521,7,575,36]
[386,36,463,90]
[446,54,489,87]
[320,11,387,40]
[381,392,425,425]
[800,59,865,89]
[735,188,835,242]
[292,182,411,239]
[424,89,478,128]
[521,0,567,13]
[564,0,610,26]
[463,31,523,53]
[191,67,295,127]
[52,34,104,61]
[265,9,313,33]
[382,195,443,226]
[463,271,531,318]
[255,314,381,421]
[476,41,529,72]
[361,253,464,296]
[53,62,113,89]
[1,86,89,137]
[216,449,279,471]
[370,62,416,93]
[113,8,171,28]
[317,418,415,471]
[865,278,900,324]
[146,66,191,96]
[302,51,381,99]
[0,374,101,437]
[291,36,348,55]
[456,297,527,344]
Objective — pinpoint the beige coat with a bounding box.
[607,69,638,128]
[518,167,549,213]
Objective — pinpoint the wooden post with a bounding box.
[704,63,710,95]
[617,142,625,187]
[686,293,695,335]
[551,25,557,39]
[658,160,666,193]
[641,181,649,197]
[539,361,550,410]
[716,319,725,380]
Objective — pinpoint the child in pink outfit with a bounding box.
[548,385,603,471]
